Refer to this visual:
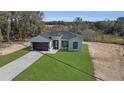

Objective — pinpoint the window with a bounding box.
[61,41,68,50]
[73,42,78,49]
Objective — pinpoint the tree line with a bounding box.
[0,12,124,43]
[0,11,44,42]
[45,17,124,38]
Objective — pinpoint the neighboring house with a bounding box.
[31,31,82,51]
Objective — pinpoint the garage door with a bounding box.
[32,42,49,51]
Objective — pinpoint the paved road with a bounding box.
[0,51,43,81]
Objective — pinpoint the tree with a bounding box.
[72,17,88,34]
[0,29,3,42]
[115,17,124,37]
[94,20,115,35]
[0,12,12,42]
[13,11,44,40]
[0,11,44,41]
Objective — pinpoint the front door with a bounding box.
[53,40,59,49]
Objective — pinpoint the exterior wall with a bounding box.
[31,35,82,52]
[68,37,82,51]
[30,42,33,50]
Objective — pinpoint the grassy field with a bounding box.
[95,35,124,44]
[83,34,124,44]
[0,47,30,67]
[13,44,95,81]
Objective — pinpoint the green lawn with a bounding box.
[84,34,124,45]
[0,47,30,67]
[13,44,95,81]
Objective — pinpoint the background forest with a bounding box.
[0,11,124,44]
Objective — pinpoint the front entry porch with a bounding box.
[53,40,59,49]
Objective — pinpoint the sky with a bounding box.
[43,11,124,22]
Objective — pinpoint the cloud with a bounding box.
[43,16,115,22]
[43,16,74,22]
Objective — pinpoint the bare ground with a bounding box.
[0,41,30,55]
[86,42,124,81]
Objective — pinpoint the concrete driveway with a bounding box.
[0,51,43,81]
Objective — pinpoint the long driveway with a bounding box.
[0,51,43,81]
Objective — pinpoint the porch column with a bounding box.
[49,41,53,51]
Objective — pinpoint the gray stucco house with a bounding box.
[31,31,82,51]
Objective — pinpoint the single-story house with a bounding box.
[31,31,82,51]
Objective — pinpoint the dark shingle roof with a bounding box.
[42,31,77,40]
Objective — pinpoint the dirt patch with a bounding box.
[0,41,30,55]
[86,42,124,81]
